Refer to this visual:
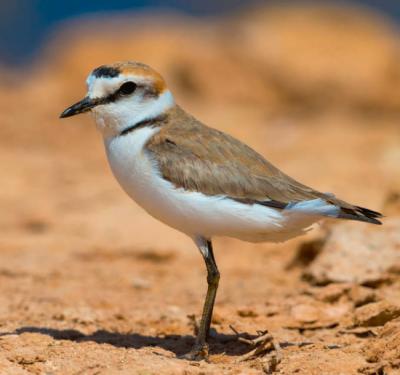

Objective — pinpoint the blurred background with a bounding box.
[1,1,400,373]
[1,0,398,217]
[1,1,400,66]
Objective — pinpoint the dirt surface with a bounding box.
[1,4,400,374]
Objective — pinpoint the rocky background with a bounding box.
[1,3,400,374]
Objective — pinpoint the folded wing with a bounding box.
[145,108,382,225]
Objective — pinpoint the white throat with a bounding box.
[91,90,174,139]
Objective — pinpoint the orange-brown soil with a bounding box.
[1,4,400,374]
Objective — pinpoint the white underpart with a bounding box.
[105,127,337,243]
[89,73,337,242]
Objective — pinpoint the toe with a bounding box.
[180,343,209,361]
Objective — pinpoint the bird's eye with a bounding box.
[119,81,136,95]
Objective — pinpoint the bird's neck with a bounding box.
[92,90,175,140]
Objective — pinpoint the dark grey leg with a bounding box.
[183,236,220,360]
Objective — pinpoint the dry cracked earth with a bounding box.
[1,4,400,374]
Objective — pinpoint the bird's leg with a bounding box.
[183,237,220,360]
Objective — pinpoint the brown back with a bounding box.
[145,106,382,224]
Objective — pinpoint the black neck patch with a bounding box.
[92,65,120,78]
[120,114,168,136]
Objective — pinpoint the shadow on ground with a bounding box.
[2,326,254,357]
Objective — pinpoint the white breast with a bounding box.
[105,127,323,243]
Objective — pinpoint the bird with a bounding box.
[60,61,382,360]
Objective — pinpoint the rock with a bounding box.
[353,301,400,327]
[132,277,151,290]
[309,283,351,303]
[305,284,377,308]
[286,298,350,330]
[57,306,99,325]
[348,285,377,307]
[362,320,400,373]
[340,327,379,338]
[265,304,280,317]
[304,219,400,286]
[237,308,259,318]
[291,304,319,323]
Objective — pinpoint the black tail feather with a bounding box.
[355,206,382,219]
[338,205,383,225]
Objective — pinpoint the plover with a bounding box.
[60,61,382,359]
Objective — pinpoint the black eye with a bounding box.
[119,81,136,95]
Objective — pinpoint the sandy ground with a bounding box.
[1,4,400,374]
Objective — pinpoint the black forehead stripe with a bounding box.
[92,66,120,78]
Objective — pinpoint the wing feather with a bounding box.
[145,106,382,225]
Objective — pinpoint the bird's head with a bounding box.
[60,61,174,137]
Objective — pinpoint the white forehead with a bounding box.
[86,73,151,99]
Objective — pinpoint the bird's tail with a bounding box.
[336,205,383,225]
[283,197,383,225]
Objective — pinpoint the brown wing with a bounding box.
[145,106,382,224]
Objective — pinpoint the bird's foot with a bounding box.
[181,342,209,361]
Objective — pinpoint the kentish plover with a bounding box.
[60,61,382,359]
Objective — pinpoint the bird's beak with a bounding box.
[60,96,97,118]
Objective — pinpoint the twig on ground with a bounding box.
[229,325,282,363]
[187,314,199,335]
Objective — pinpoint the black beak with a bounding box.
[60,97,97,118]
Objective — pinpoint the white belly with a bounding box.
[105,127,322,242]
